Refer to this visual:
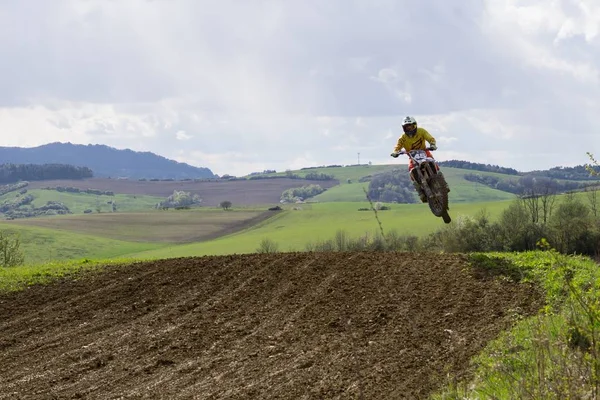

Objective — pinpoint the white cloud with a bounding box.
[371,68,399,84]
[0,0,598,175]
[175,130,192,141]
[438,136,458,144]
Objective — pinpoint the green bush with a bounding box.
[0,231,25,267]
[256,238,279,254]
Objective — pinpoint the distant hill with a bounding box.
[0,142,216,179]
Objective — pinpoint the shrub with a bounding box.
[256,238,279,254]
[0,231,25,267]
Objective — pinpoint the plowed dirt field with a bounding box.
[0,252,543,399]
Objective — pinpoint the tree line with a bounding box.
[0,163,93,183]
[441,159,600,181]
[439,160,520,175]
[426,190,600,256]
[464,173,588,195]
[529,164,600,181]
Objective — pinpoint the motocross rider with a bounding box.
[390,116,443,203]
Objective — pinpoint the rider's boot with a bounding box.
[413,182,427,203]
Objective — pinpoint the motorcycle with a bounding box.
[396,148,452,224]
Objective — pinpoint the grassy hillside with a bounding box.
[440,167,517,203]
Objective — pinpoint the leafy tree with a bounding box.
[157,190,202,209]
[550,195,592,254]
[220,200,232,210]
[496,200,544,251]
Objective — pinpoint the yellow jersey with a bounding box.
[393,127,437,152]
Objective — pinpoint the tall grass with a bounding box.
[304,228,420,253]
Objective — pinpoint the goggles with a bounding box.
[402,123,417,133]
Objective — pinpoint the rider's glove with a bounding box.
[390,152,400,158]
[429,144,437,151]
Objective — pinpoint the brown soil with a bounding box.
[0,252,543,399]
[26,178,340,206]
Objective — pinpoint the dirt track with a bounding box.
[0,252,543,399]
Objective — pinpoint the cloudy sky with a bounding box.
[0,0,599,176]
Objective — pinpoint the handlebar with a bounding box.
[397,147,436,155]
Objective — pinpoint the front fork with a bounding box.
[411,168,434,198]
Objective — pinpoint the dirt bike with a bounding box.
[397,148,452,224]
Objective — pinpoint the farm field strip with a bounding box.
[25,177,339,207]
[5,210,278,243]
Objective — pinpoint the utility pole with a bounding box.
[358,152,360,165]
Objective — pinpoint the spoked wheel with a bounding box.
[427,175,450,219]
[428,195,445,217]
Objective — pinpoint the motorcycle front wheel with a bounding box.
[426,175,449,218]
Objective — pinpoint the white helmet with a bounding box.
[402,116,418,137]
